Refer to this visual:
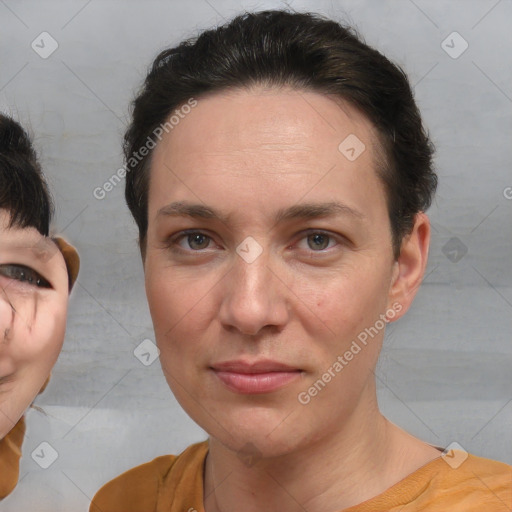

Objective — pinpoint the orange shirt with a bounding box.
[90,441,512,512]
[0,417,25,500]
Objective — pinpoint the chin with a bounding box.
[200,403,312,458]
[219,427,311,462]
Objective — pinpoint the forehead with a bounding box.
[148,87,385,221]
[1,208,40,241]
[158,86,377,161]
[0,209,58,260]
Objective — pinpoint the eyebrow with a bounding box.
[157,201,364,224]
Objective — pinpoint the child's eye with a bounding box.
[0,264,51,288]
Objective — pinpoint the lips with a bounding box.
[211,359,302,394]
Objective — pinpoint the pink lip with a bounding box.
[211,360,302,394]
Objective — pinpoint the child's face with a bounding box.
[0,209,69,438]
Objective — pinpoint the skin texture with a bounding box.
[0,209,69,439]
[144,87,440,512]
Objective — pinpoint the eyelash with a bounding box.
[0,264,51,288]
[167,229,342,255]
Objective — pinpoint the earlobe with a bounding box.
[387,213,431,321]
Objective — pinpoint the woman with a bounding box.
[0,113,79,499]
[91,10,511,511]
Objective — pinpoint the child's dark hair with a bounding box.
[0,113,53,236]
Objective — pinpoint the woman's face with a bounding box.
[144,88,419,457]
[0,209,69,438]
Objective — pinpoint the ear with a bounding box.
[52,237,80,292]
[386,213,430,322]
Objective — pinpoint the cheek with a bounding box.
[301,266,392,345]
[145,264,212,355]
[0,300,67,436]
[145,271,210,405]
[18,299,67,366]
[146,272,190,335]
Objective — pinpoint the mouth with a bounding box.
[210,359,303,394]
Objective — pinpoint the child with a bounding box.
[0,113,79,499]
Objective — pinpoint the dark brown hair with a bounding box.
[124,9,437,257]
[0,113,53,236]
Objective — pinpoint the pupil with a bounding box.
[190,234,208,249]
[309,234,328,250]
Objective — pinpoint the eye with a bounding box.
[172,231,214,251]
[305,232,332,251]
[297,231,339,252]
[0,264,51,288]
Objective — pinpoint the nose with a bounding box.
[218,247,290,336]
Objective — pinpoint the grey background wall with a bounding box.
[1,0,511,510]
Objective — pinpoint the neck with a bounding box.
[204,382,418,512]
